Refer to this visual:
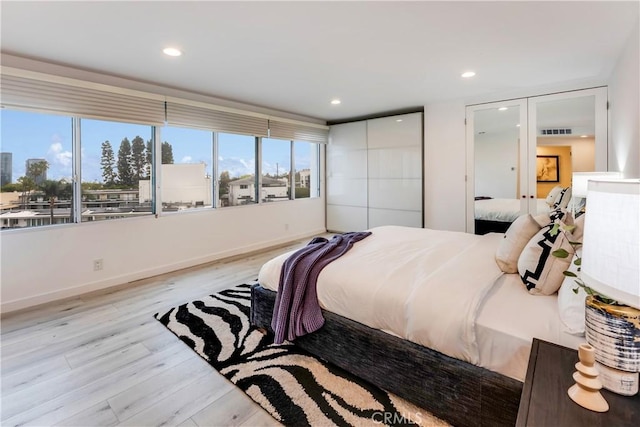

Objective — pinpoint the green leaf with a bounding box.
[564,225,577,232]
[572,288,579,294]
[552,248,570,258]
[574,258,582,266]
[549,223,561,236]
[563,271,577,277]
[568,241,583,246]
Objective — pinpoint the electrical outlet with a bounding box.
[93,259,104,271]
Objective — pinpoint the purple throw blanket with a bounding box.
[271,232,372,344]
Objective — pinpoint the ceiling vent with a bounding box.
[541,128,572,135]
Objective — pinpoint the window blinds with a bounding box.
[165,98,269,137]
[0,68,165,125]
[268,119,328,144]
[1,66,328,142]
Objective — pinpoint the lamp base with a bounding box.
[584,296,640,374]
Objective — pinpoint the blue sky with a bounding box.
[1,109,312,183]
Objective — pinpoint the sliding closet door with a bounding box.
[326,121,368,232]
[367,112,423,228]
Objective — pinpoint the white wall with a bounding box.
[609,20,640,178]
[423,102,467,231]
[1,199,325,312]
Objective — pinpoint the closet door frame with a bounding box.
[465,99,529,233]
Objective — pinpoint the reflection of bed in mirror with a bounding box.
[474,198,549,234]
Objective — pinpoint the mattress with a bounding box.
[258,226,582,381]
[475,273,583,381]
[475,198,550,222]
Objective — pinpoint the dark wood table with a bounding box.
[516,338,640,426]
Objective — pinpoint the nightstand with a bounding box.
[516,338,640,426]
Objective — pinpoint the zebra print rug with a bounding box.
[155,283,448,426]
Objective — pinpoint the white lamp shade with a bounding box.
[572,172,623,198]
[581,179,640,309]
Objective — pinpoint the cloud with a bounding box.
[47,138,72,168]
[218,157,256,178]
[181,155,193,163]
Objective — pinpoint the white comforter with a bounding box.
[475,198,550,222]
[258,226,504,365]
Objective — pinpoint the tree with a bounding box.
[100,140,117,186]
[26,160,49,185]
[40,179,62,224]
[131,136,146,183]
[145,140,153,177]
[219,171,231,196]
[17,176,36,209]
[1,183,21,193]
[117,137,134,187]
[161,141,174,164]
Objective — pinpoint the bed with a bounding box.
[250,225,583,427]
[474,198,550,234]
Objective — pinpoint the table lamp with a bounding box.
[581,179,640,395]
[571,172,623,215]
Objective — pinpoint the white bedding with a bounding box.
[259,225,583,381]
[475,198,549,222]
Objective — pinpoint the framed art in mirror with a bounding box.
[536,155,559,182]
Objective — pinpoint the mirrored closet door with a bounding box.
[466,99,528,234]
[466,87,608,234]
[527,87,608,216]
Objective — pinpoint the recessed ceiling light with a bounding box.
[461,71,476,78]
[396,119,403,122]
[498,107,508,111]
[163,47,182,57]
[330,99,341,105]
[516,124,521,127]
[580,135,589,138]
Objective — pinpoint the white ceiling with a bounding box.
[1,1,638,122]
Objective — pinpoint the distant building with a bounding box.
[139,163,213,209]
[298,169,311,188]
[227,176,288,206]
[1,152,12,187]
[25,158,47,185]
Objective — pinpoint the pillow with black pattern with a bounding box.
[553,187,572,209]
[517,222,575,295]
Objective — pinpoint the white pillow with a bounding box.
[518,223,575,295]
[495,214,542,273]
[545,185,563,206]
[557,253,587,335]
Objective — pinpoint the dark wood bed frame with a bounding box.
[474,219,512,235]
[250,284,523,427]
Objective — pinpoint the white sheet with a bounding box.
[259,225,582,381]
[475,198,549,222]
[476,273,583,381]
[259,226,504,366]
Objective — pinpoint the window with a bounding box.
[294,141,320,198]
[160,126,213,211]
[261,138,291,202]
[80,118,154,222]
[0,109,74,229]
[217,133,257,207]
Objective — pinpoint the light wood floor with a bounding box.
[1,236,323,427]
